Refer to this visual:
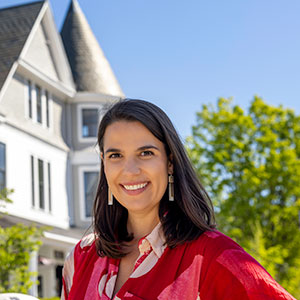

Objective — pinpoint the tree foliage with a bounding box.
[0,189,44,293]
[0,188,13,208]
[186,96,300,298]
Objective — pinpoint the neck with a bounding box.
[127,212,160,241]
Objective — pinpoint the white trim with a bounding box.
[77,104,103,143]
[19,1,75,92]
[0,115,6,124]
[43,231,79,245]
[70,151,100,165]
[3,119,69,152]
[19,2,48,61]
[78,165,99,222]
[41,5,75,88]
[17,59,75,98]
[73,92,122,104]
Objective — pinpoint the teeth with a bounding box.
[123,183,148,191]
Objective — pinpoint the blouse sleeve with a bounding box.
[61,247,75,300]
[199,235,296,300]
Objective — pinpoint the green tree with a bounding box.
[186,97,300,298]
[0,189,44,293]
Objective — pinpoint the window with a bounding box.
[54,250,64,260]
[28,80,32,119]
[38,159,44,209]
[79,167,99,220]
[0,143,6,190]
[31,156,51,212]
[26,80,52,128]
[83,171,98,218]
[36,85,42,124]
[77,104,103,142]
[45,91,50,128]
[82,108,98,137]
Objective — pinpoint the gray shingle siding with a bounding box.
[61,0,124,96]
[0,1,44,90]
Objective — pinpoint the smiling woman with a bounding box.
[102,121,172,220]
[61,99,296,300]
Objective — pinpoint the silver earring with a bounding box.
[168,174,174,201]
[108,187,113,205]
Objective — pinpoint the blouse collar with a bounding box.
[138,222,166,258]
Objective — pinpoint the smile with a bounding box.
[123,182,148,191]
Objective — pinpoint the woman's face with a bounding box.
[102,120,172,217]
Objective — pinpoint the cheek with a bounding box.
[153,161,169,183]
[103,162,114,184]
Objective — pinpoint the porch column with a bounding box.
[28,250,38,297]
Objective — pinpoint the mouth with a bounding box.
[120,182,149,195]
[122,182,148,191]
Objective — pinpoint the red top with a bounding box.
[61,224,296,300]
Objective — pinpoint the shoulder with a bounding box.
[189,229,243,257]
[192,230,296,299]
[63,233,96,276]
[63,233,96,272]
[72,233,98,267]
[62,233,98,299]
[79,233,96,249]
[191,230,262,270]
[180,230,249,277]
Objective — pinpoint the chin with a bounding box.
[121,201,159,215]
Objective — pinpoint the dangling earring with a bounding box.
[168,174,174,201]
[108,187,113,205]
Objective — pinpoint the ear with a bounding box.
[168,153,173,174]
[100,152,104,161]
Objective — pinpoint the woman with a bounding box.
[61,99,296,300]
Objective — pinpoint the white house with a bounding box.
[0,0,124,297]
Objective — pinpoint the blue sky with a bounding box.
[1,0,300,139]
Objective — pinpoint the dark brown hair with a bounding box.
[93,99,215,258]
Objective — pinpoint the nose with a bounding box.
[123,156,141,175]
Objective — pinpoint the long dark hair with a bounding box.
[93,99,215,258]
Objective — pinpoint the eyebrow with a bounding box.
[104,145,159,155]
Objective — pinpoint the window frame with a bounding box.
[77,104,103,143]
[30,155,52,213]
[25,79,53,130]
[36,85,42,124]
[78,166,99,221]
[0,142,6,191]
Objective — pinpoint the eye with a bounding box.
[108,153,122,159]
[140,150,154,157]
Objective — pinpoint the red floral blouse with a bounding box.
[61,223,296,300]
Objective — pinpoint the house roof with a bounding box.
[60,0,124,96]
[0,1,45,91]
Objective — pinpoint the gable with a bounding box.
[23,19,59,81]
[0,1,44,91]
